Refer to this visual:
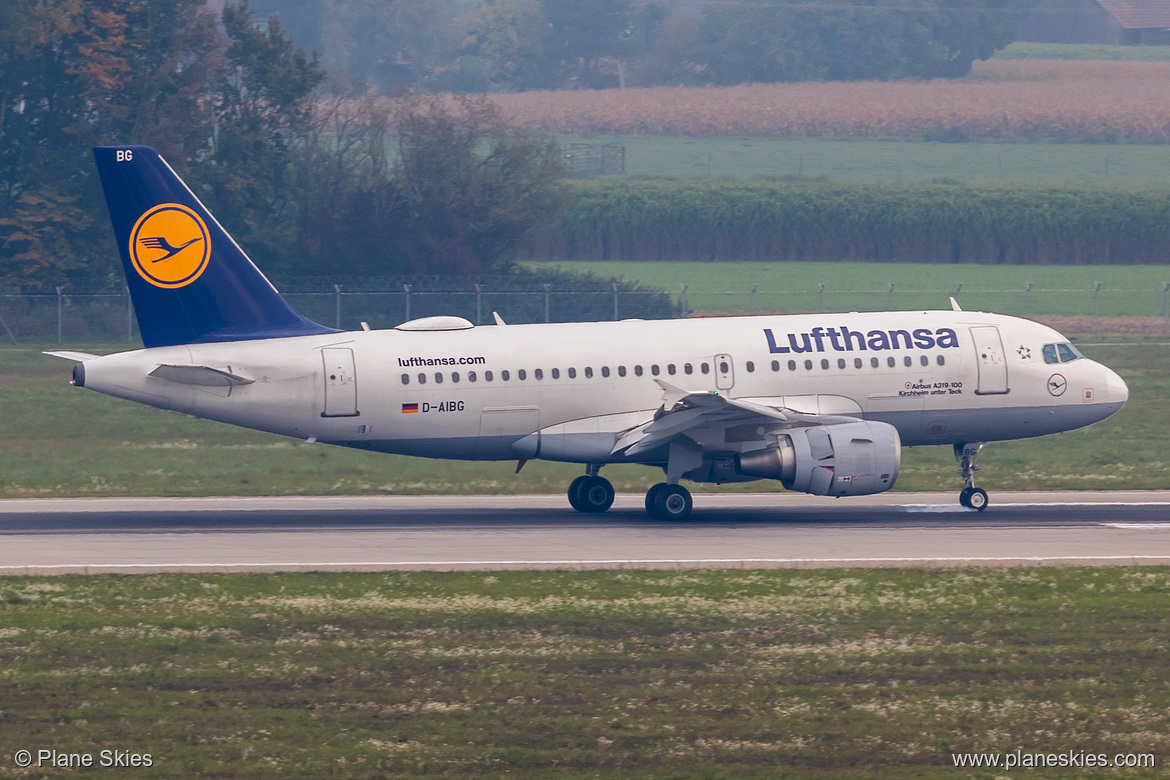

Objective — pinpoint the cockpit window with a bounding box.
[1042,344,1058,364]
[1057,343,1082,362]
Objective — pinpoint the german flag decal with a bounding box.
[401,403,419,414]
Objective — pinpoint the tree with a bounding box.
[294,95,569,277]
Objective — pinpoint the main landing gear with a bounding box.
[566,466,695,520]
[954,442,989,511]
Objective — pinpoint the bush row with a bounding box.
[526,181,1170,264]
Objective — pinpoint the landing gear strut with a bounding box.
[954,442,989,511]
[567,465,615,514]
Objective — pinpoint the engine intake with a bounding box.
[734,420,900,496]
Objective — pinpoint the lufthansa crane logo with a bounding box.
[128,203,210,288]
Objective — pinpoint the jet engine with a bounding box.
[734,420,900,496]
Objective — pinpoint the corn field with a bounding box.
[526,181,1170,265]
[490,77,1170,141]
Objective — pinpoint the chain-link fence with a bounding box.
[4,278,1169,345]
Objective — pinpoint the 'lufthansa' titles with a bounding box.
[764,326,959,354]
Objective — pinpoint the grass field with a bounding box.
[1,331,1163,497]
[0,568,1165,778]
[530,261,1170,318]
[993,42,1170,60]
[562,135,1170,186]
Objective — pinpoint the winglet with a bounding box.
[653,378,692,409]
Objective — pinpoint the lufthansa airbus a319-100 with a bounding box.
[50,146,1129,519]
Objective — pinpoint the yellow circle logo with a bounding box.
[128,203,211,288]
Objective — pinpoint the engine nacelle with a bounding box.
[734,420,900,496]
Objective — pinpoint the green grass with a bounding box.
[559,135,1170,185]
[0,568,1166,778]
[530,261,1170,318]
[993,41,1170,60]
[2,334,1164,497]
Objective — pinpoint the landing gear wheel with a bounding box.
[567,475,589,512]
[647,483,693,520]
[573,476,615,513]
[966,487,989,511]
[645,483,666,515]
[959,486,974,508]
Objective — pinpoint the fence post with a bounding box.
[818,282,825,313]
[334,284,342,329]
[679,284,687,314]
[613,283,620,321]
[126,284,133,342]
[1025,282,1033,318]
[750,283,757,313]
[403,284,411,322]
[1163,282,1169,336]
[544,284,551,323]
[475,283,483,325]
[56,286,64,345]
[888,282,894,310]
[1093,281,1101,338]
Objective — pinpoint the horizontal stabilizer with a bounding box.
[44,351,100,363]
[149,364,255,387]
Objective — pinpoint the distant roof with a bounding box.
[1095,0,1170,28]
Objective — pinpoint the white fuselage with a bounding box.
[76,310,1127,473]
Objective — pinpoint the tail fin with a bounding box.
[93,145,338,347]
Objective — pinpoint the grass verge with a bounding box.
[0,568,1166,778]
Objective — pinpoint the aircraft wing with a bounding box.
[612,380,858,458]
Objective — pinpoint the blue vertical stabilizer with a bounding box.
[93,145,338,347]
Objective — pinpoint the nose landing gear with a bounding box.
[955,442,989,511]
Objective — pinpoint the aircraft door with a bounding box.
[321,347,359,417]
[714,354,735,391]
[970,326,1009,395]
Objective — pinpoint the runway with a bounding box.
[2,491,1169,574]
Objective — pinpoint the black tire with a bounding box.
[645,483,666,516]
[567,475,590,512]
[967,487,989,512]
[959,486,974,509]
[576,476,615,513]
[651,484,693,520]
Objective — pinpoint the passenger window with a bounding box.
[418,373,426,384]
[485,371,493,381]
[903,356,912,367]
[651,364,660,376]
[821,359,830,370]
[1058,343,1080,362]
[700,363,710,374]
[601,366,610,378]
[452,372,460,383]
[517,369,526,380]
[469,371,477,382]
[871,357,879,368]
[804,359,813,370]
[684,363,693,375]
[745,361,754,373]
[853,358,862,369]
[788,360,796,371]
[435,372,443,383]
[585,367,593,378]
[668,364,676,375]
[720,361,730,373]
[772,360,781,372]
[501,370,510,381]
[1042,344,1058,364]
[551,368,560,379]
[618,366,626,377]
[568,367,576,378]
[535,369,543,380]
[936,355,945,366]
[920,355,928,367]
[837,358,846,369]
[401,374,409,385]
[887,357,896,368]
[634,365,643,376]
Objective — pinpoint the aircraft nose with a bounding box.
[1105,367,1129,406]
